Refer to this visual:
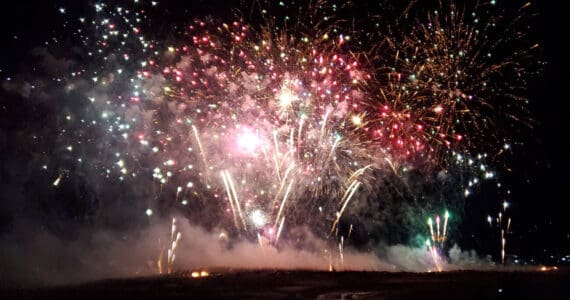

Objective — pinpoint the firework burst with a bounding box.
[18,0,539,250]
[370,1,538,165]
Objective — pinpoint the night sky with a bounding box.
[1,0,568,287]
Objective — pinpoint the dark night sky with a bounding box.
[0,0,568,275]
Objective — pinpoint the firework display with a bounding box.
[3,0,541,273]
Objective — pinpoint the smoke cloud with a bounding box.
[1,217,497,288]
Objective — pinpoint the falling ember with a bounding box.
[52,174,62,186]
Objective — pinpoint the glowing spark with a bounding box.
[237,128,263,154]
[249,209,267,228]
[278,89,296,108]
[351,115,362,126]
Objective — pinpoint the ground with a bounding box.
[1,269,568,299]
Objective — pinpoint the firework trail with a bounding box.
[425,210,450,271]
[158,218,182,274]
[488,201,512,265]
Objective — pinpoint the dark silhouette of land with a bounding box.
[1,268,568,299]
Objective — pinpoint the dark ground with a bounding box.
[1,269,568,299]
